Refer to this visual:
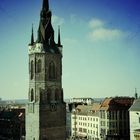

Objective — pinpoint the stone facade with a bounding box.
[26,0,66,139]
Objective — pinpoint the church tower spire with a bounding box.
[26,0,66,140]
[42,0,49,11]
[30,24,34,45]
[58,26,63,53]
[36,0,60,53]
[58,26,61,46]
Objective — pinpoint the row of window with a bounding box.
[30,60,56,80]
[78,128,98,135]
[134,134,140,138]
[100,110,128,120]
[30,88,61,102]
[87,129,98,135]
[87,136,99,140]
[78,122,98,128]
[78,116,99,122]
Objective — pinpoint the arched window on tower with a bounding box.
[30,60,34,80]
[55,89,59,101]
[40,89,47,104]
[36,59,42,73]
[49,62,56,79]
[47,89,51,102]
[30,89,34,102]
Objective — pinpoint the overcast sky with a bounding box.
[0,0,140,99]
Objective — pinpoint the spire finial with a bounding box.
[31,24,34,45]
[58,25,61,46]
[42,0,49,11]
[135,88,138,99]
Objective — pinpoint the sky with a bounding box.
[0,0,140,100]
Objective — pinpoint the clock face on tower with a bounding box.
[50,103,57,111]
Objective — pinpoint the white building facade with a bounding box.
[71,105,100,140]
[129,99,140,140]
[70,98,94,105]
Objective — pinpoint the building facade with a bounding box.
[70,98,94,105]
[129,99,140,140]
[99,97,134,140]
[71,97,134,140]
[26,0,66,140]
[71,104,100,140]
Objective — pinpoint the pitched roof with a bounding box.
[75,104,100,116]
[100,97,134,111]
[92,103,101,111]
[129,99,140,111]
[76,105,93,115]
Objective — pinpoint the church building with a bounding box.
[26,0,66,139]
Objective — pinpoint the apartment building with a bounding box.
[71,104,100,140]
[129,99,140,140]
[100,97,134,140]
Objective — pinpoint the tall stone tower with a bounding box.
[26,0,66,140]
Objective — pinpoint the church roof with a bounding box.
[30,0,61,54]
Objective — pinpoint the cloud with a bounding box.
[89,19,104,29]
[88,18,126,42]
[52,15,64,26]
[89,28,124,41]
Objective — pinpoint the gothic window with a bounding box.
[55,89,59,101]
[40,89,47,103]
[30,60,34,79]
[30,89,34,102]
[47,89,51,102]
[36,59,42,73]
[49,62,56,79]
[61,89,63,102]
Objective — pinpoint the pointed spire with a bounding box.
[58,26,61,47]
[42,0,49,11]
[31,24,34,45]
[135,88,138,99]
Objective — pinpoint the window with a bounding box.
[49,62,56,79]
[36,59,42,73]
[79,128,82,132]
[83,128,87,133]
[47,89,51,102]
[40,89,47,103]
[30,89,34,102]
[55,89,59,101]
[30,60,34,79]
